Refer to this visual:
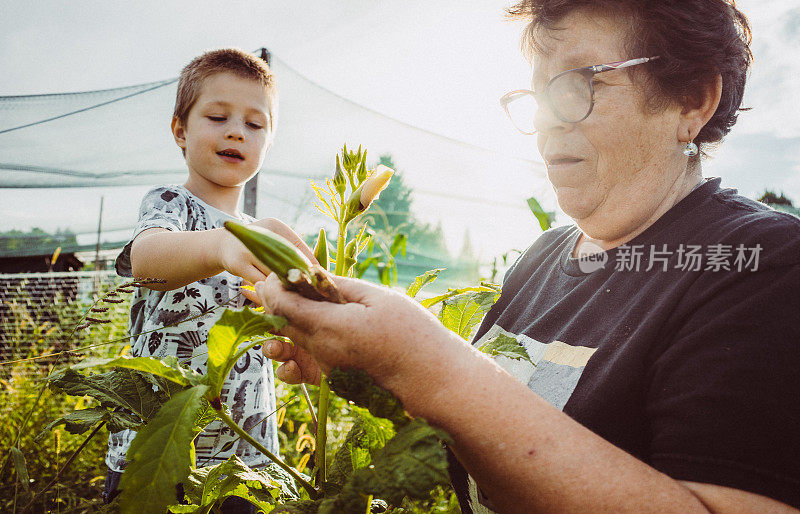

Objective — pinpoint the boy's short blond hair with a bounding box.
[173,48,277,134]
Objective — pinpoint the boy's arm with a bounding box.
[130,218,312,291]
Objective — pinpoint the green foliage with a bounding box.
[318,419,452,513]
[757,190,794,207]
[406,268,445,298]
[1,366,112,512]
[526,196,556,232]
[206,307,287,398]
[74,355,202,387]
[420,283,500,309]
[10,446,30,493]
[120,385,209,514]
[0,226,78,256]
[433,287,501,341]
[325,408,395,496]
[354,233,408,286]
[478,333,534,365]
[47,367,173,423]
[327,368,408,427]
[39,405,139,437]
[174,455,300,513]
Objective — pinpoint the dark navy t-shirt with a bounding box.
[451,178,800,511]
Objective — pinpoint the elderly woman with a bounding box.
[256,0,800,511]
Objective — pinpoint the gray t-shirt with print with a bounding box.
[106,185,279,472]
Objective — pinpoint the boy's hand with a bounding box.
[219,217,316,285]
[262,337,322,386]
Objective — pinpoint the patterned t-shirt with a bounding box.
[106,185,279,472]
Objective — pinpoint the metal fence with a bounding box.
[0,270,130,384]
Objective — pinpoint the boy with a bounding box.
[104,48,307,506]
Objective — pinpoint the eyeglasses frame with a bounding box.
[500,56,660,135]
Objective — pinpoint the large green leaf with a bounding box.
[406,268,445,299]
[327,368,408,427]
[48,368,172,422]
[206,308,287,398]
[325,407,395,496]
[74,355,202,387]
[176,455,297,513]
[320,419,452,513]
[439,290,501,340]
[38,406,140,439]
[478,333,534,365]
[119,385,208,514]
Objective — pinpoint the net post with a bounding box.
[243,48,272,218]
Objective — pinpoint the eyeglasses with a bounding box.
[500,56,659,135]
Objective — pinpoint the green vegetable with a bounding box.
[313,228,329,270]
[225,221,345,304]
[224,221,311,285]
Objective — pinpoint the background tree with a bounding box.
[356,155,449,258]
[757,190,799,218]
[757,190,794,207]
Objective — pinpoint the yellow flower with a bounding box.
[359,165,394,209]
[343,164,394,222]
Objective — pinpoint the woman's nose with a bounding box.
[534,98,571,135]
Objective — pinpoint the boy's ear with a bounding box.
[171,116,187,150]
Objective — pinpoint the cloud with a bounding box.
[705,131,800,201]
[734,1,800,138]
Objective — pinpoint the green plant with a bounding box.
[18,145,544,513]
[0,279,136,513]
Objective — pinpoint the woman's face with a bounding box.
[533,10,688,242]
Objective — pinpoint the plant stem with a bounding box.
[1,365,52,484]
[21,421,106,513]
[314,220,349,485]
[314,377,330,484]
[301,384,318,432]
[215,408,318,498]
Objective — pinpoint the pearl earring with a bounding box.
[683,141,698,157]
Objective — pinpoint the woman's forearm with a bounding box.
[130,228,226,291]
[394,336,709,513]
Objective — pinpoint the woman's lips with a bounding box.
[545,157,583,187]
[545,154,583,166]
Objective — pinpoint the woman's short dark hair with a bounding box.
[508,0,753,148]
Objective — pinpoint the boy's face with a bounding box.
[171,72,272,190]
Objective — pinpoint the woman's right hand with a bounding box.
[255,273,467,414]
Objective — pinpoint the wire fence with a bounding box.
[0,270,131,385]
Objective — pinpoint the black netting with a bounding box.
[0,51,552,260]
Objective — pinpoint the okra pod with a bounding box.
[313,228,329,271]
[224,221,310,284]
[224,221,345,304]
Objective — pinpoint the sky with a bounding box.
[1,0,799,257]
